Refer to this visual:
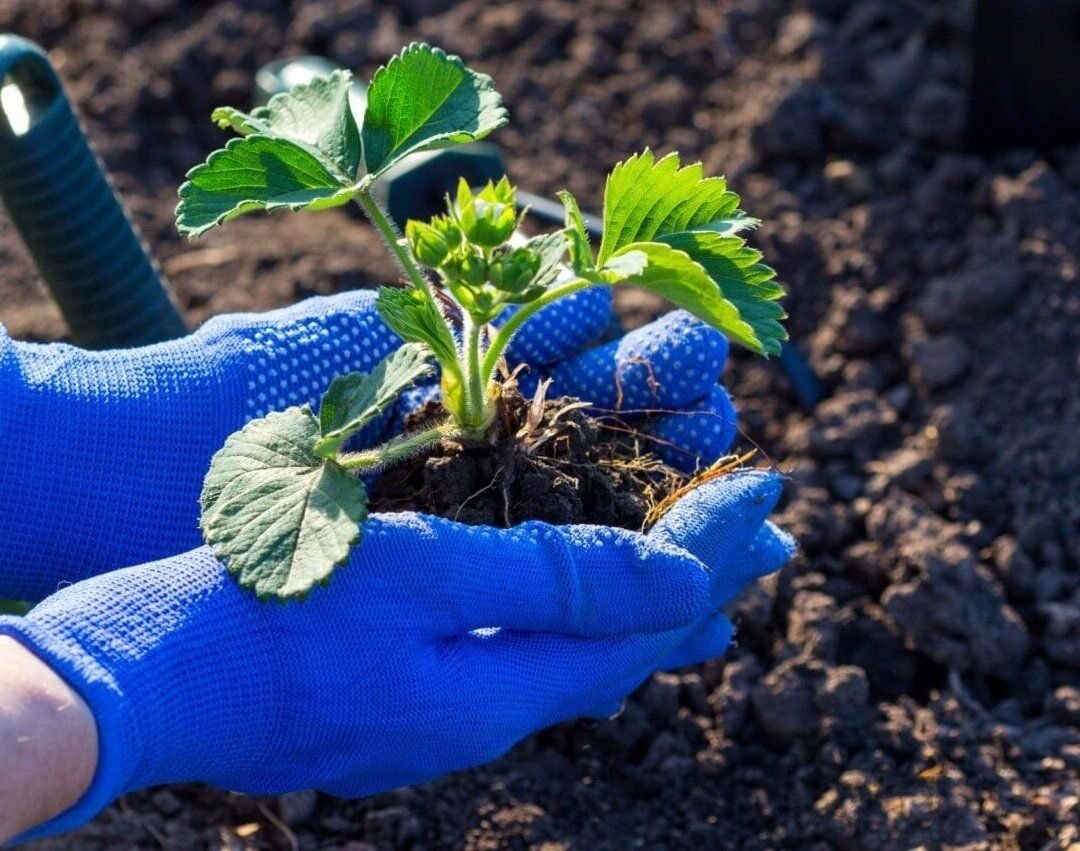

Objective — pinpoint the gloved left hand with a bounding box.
[0,288,734,602]
[0,471,791,844]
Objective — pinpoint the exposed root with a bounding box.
[373,383,765,533]
[643,450,758,529]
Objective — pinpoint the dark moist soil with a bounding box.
[368,391,682,530]
[3,1,1077,849]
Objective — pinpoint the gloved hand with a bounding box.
[0,470,790,844]
[0,288,735,602]
[502,299,737,471]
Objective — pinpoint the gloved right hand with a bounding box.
[0,470,791,845]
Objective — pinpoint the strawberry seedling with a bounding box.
[176,42,787,600]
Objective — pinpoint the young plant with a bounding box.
[177,42,787,600]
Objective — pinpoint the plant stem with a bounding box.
[354,190,437,304]
[481,277,593,383]
[462,313,490,434]
[338,421,460,472]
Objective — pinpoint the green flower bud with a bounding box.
[489,247,540,294]
[406,220,448,267]
[430,213,462,245]
[452,176,518,247]
[441,246,489,288]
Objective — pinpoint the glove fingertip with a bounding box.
[751,520,797,578]
[618,311,728,403]
[652,468,785,537]
[647,470,787,578]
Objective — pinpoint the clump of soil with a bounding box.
[369,386,686,530]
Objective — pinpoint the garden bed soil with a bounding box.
[2,1,1077,849]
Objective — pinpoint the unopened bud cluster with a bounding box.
[405,178,545,322]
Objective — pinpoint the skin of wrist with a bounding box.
[0,636,99,843]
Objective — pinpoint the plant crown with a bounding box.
[176,42,788,600]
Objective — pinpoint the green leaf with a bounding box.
[201,406,366,600]
[376,287,459,367]
[659,231,787,355]
[605,242,750,344]
[597,150,756,265]
[211,70,362,179]
[362,42,507,177]
[596,248,648,281]
[316,343,435,457]
[557,190,595,274]
[522,231,570,290]
[0,599,31,616]
[176,136,358,237]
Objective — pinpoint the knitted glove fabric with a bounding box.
[539,309,738,471]
[580,470,794,718]
[0,470,791,843]
[0,293,402,603]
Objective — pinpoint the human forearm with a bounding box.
[0,637,98,845]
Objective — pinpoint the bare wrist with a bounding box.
[0,636,98,843]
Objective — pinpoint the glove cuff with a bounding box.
[0,616,142,843]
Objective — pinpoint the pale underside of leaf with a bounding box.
[523,231,571,290]
[316,343,435,457]
[598,149,752,265]
[375,286,459,367]
[361,42,508,177]
[176,136,357,237]
[211,70,361,180]
[659,231,787,355]
[201,407,366,600]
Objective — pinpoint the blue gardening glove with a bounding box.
[0,292,400,603]
[0,288,735,602]
[0,470,791,844]
[579,470,794,719]
[504,299,737,471]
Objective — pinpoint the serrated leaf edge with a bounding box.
[362,41,509,177]
[199,406,365,602]
[175,135,359,237]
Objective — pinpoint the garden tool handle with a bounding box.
[0,34,186,349]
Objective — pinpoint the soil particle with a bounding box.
[751,658,823,739]
[903,82,965,144]
[991,534,1038,601]
[883,550,1030,678]
[927,401,990,463]
[1038,602,1080,669]
[917,260,1024,331]
[797,389,900,460]
[277,789,319,827]
[907,334,971,391]
[363,806,421,846]
[812,287,890,356]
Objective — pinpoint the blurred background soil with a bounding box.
[1,1,1077,848]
